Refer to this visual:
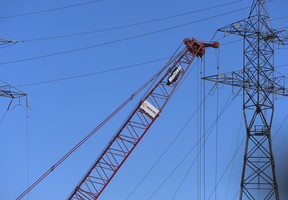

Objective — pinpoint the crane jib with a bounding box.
[66,38,219,200]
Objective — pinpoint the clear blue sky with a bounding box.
[0,0,288,199]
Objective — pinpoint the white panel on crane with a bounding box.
[140,100,159,119]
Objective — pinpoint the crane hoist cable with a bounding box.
[147,88,239,200]
[124,78,213,200]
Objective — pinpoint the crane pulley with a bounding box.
[68,38,219,200]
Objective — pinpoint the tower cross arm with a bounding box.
[203,69,288,96]
[217,17,288,45]
[0,83,27,98]
[0,38,18,46]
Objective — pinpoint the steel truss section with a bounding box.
[0,82,27,99]
[204,0,288,199]
[68,38,218,200]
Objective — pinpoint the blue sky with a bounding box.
[0,0,288,199]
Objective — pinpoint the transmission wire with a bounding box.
[0,6,249,67]
[25,108,30,200]
[225,116,243,200]
[0,107,9,126]
[15,61,171,200]
[148,89,240,200]
[14,33,246,91]
[16,57,169,87]
[208,135,246,200]
[0,0,102,20]
[124,83,217,200]
[23,0,244,42]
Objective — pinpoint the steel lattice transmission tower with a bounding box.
[204,0,288,199]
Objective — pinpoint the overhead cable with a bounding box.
[0,6,249,67]
[124,84,217,200]
[15,58,173,200]
[16,57,169,87]
[147,89,241,200]
[24,0,244,42]
[0,0,102,20]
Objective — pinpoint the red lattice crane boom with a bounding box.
[68,38,219,200]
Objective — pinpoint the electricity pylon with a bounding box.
[204,0,288,199]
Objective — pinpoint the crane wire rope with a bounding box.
[15,59,172,200]
[203,54,207,200]
[124,79,215,200]
[22,0,244,43]
[170,59,212,200]
[0,0,102,20]
[215,48,220,200]
[0,6,250,67]
[147,88,241,200]
[197,51,201,200]
[171,89,241,200]
[199,55,203,200]
[124,57,199,200]
[170,57,200,100]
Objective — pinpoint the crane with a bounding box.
[16,37,218,200]
[68,38,219,200]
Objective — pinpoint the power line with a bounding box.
[270,15,288,22]
[23,0,244,42]
[124,84,217,200]
[0,6,249,67]
[15,60,171,200]
[16,57,169,87]
[147,89,240,200]
[0,0,102,20]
